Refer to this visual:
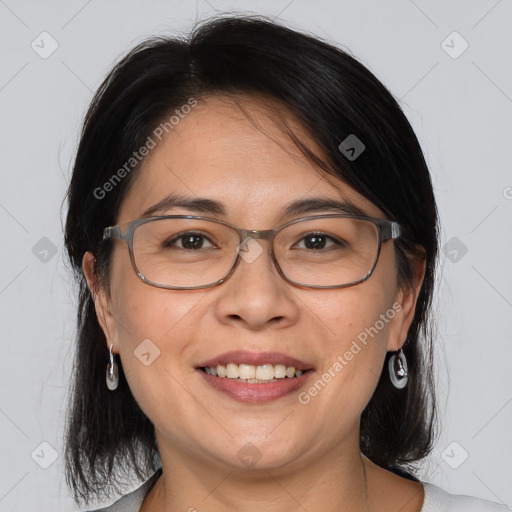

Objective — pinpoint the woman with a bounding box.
[63,15,508,512]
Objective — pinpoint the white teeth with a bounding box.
[256,364,274,380]
[238,364,256,380]
[226,363,239,379]
[274,364,287,378]
[203,363,306,381]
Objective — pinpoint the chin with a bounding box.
[207,436,305,473]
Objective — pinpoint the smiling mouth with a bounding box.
[199,363,312,383]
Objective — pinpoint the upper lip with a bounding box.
[197,351,314,371]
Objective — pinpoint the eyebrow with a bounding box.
[140,193,368,220]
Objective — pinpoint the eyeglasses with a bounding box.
[102,214,401,290]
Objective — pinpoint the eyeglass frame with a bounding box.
[102,214,402,290]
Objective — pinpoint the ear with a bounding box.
[386,250,426,352]
[82,251,119,352]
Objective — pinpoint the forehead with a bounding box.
[117,95,384,225]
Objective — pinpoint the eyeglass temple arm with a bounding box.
[381,221,401,240]
[103,226,122,240]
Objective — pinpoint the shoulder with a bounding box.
[83,469,162,512]
[421,481,510,512]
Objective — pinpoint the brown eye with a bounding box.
[165,232,215,250]
[294,233,344,250]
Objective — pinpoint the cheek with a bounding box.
[306,282,395,353]
[324,247,400,361]
[107,256,205,402]
[108,248,207,344]
[297,283,396,417]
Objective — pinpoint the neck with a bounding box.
[148,431,370,512]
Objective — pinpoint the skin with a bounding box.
[83,95,426,511]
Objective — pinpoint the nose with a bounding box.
[214,239,300,330]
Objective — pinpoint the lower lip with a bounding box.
[197,369,314,403]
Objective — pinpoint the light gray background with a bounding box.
[0,1,511,510]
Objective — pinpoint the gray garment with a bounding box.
[85,469,162,512]
[86,474,509,511]
[420,483,509,511]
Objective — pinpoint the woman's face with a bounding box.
[87,95,421,473]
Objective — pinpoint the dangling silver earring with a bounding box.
[388,348,408,389]
[106,344,119,391]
